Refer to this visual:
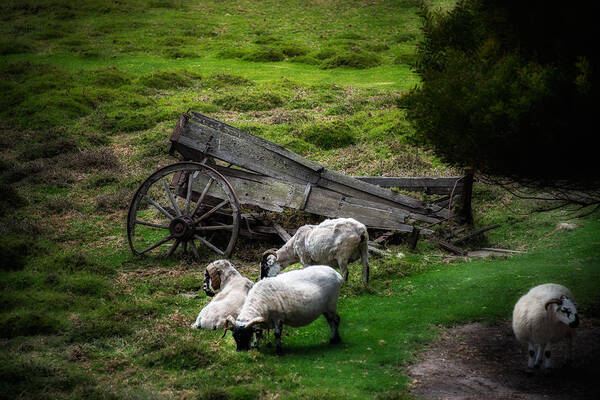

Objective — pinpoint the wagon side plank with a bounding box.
[355,176,465,195]
[190,112,324,172]
[172,113,450,222]
[174,120,320,184]
[190,166,424,232]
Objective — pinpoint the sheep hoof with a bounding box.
[275,347,283,356]
[330,335,341,345]
[526,368,536,376]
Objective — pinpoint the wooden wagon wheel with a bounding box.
[127,162,240,259]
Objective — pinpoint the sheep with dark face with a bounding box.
[260,218,369,284]
[512,283,579,372]
[190,260,253,330]
[226,265,343,354]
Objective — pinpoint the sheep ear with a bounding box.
[246,317,266,329]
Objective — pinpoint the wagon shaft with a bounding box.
[169,112,452,232]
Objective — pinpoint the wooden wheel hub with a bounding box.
[169,217,194,239]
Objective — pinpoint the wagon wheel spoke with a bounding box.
[185,173,195,215]
[166,239,181,258]
[195,225,234,231]
[127,162,240,260]
[191,177,214,218]
[194,234,225,256]
[162,179,182,217]
[195,200,229,223]
[140,234,175,255]
[143,195,174,221]
[189,239,200,259]
[135,220,169,230]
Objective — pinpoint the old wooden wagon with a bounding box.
[127,111,471,259]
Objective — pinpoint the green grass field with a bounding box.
[1,1,598,399]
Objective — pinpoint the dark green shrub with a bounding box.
[321,50,381,69]
[299,120,356,149]
[242,48,285,62]
[404,0,600,185]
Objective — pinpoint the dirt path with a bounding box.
[407,319,600,400]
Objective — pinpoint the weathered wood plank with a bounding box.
[190,112,324,173]
[273,223,292,242]
[451,224,500,245]
[438,240,467,256]
[171,112,450,222]
[355,176,464,195]
[191,166,429,232]
[175,120,319,184]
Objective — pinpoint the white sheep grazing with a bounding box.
[512,283,579,371]
[226,265,344,354]
[260,218,369,284]
[190,260,253,330]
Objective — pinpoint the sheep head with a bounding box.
[260,249,281,279]
[226,315,266,351]
[203,263,222,297]
[545,295,579,328]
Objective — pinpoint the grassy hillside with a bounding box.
[1,1,598,399]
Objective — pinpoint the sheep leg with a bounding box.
[527,343,537,370]
[324,312,341,344]
[337,259,349,282]
[543,343,553,370]
[190,314,202,329]
[533,343,544,368]
[565,337,573,366]
[274,320,284,355]
[251,328,263,349]
[360,236,369,285]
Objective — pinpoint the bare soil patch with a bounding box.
[408,319,600,400]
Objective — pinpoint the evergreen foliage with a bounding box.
[404,0,599,188]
